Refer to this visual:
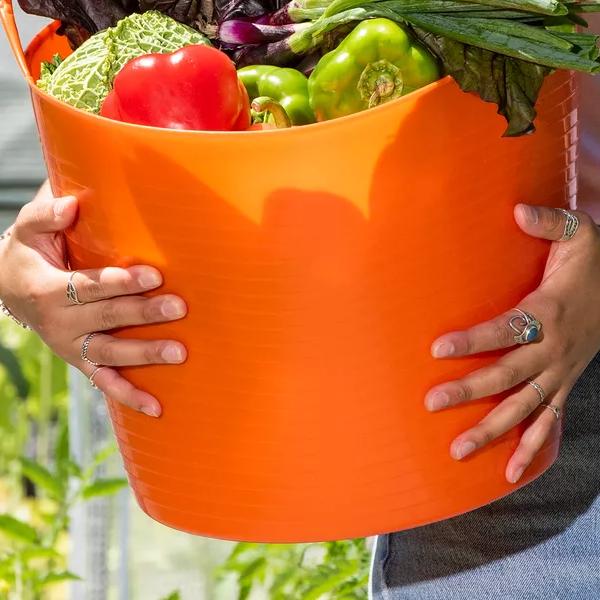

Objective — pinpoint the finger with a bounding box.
[85,365,162,417]
[431,302,542,359]
[449,375,554,460]
[505,394,564,483]
[77,333,187,367]
[514,204,596,243]
[14,190,78,239]
[62,266,163,305]
[73,294,187,336]
[425,347,541,411]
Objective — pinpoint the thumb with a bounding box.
[514,204,572,241]
[14,183,78,240]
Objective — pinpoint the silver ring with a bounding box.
[557,209,579,242]
[67,271,84,305]
[89,366,106,389]
[81,332,100,366]
[541,403,561,421]
[509,309,542,345]
[527,379,545,404]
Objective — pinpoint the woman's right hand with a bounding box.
[0,183,187,417]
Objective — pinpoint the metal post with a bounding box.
[68,368,114,600]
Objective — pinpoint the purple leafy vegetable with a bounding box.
[219,20,306,43]
[18,0,138,46]
[17,0,277,45]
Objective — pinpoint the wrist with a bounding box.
[0,226,13,243]
[0,228,10,299]
[0,231,31,330]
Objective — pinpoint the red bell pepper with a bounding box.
[100,45,250,131]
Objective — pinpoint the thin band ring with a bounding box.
[66,271,84,305]
[527,379,546,404]
[89,366,106,389]
[81,332,100,366]
[557,209,580,242]
[541,403,561,421]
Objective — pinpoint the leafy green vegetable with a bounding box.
[26,0,600,134]
[37,53,63,92]
[284,1,600,134]
[409,25,552,135]
[41,11,210,113]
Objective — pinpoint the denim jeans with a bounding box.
[370,352,600,600]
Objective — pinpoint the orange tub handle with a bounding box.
[0,0,33,82]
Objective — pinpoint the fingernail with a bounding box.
[522,205,539,225]
[161,299,186,319]
[509,465,525,484]
[138,271,162,289]
[426,391,450,412]
[432,342,455,359]
[161,344,184,364]
[140,405,160,418]
[54,198,72,217]
[453,441,476,460]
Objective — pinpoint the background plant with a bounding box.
[0,321,127,599]
[218,538,370,599]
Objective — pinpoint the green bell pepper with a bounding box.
[308,19,440,122]
[238,65,315,126]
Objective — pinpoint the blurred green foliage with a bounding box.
[0,320,126,599]
[218,539,370,599]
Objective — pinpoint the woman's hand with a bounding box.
[0,183,188,417]
[425,204,600,483]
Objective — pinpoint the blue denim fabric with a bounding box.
[370,352,600,600]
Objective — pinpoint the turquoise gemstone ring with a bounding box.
[509,309,542,345]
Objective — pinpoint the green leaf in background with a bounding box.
[19,547,61,562]
[160,592,182,600]
[37,570,82,587]
[18,456,64,500]
[0,343,29,399]
[81,477,128,500]
[0,515,39,544]
[0,320,129,594]
[66,459,84,479]
[54,417,70,469]
[303,562,359,600]
[83,443,118,481]
[219,539,370,599]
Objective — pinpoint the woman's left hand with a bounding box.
[425,204,600,484]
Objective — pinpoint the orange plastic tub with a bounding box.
[2,0,578,542]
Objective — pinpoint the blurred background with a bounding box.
[0,7,44,228]
[0,6,370,600]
